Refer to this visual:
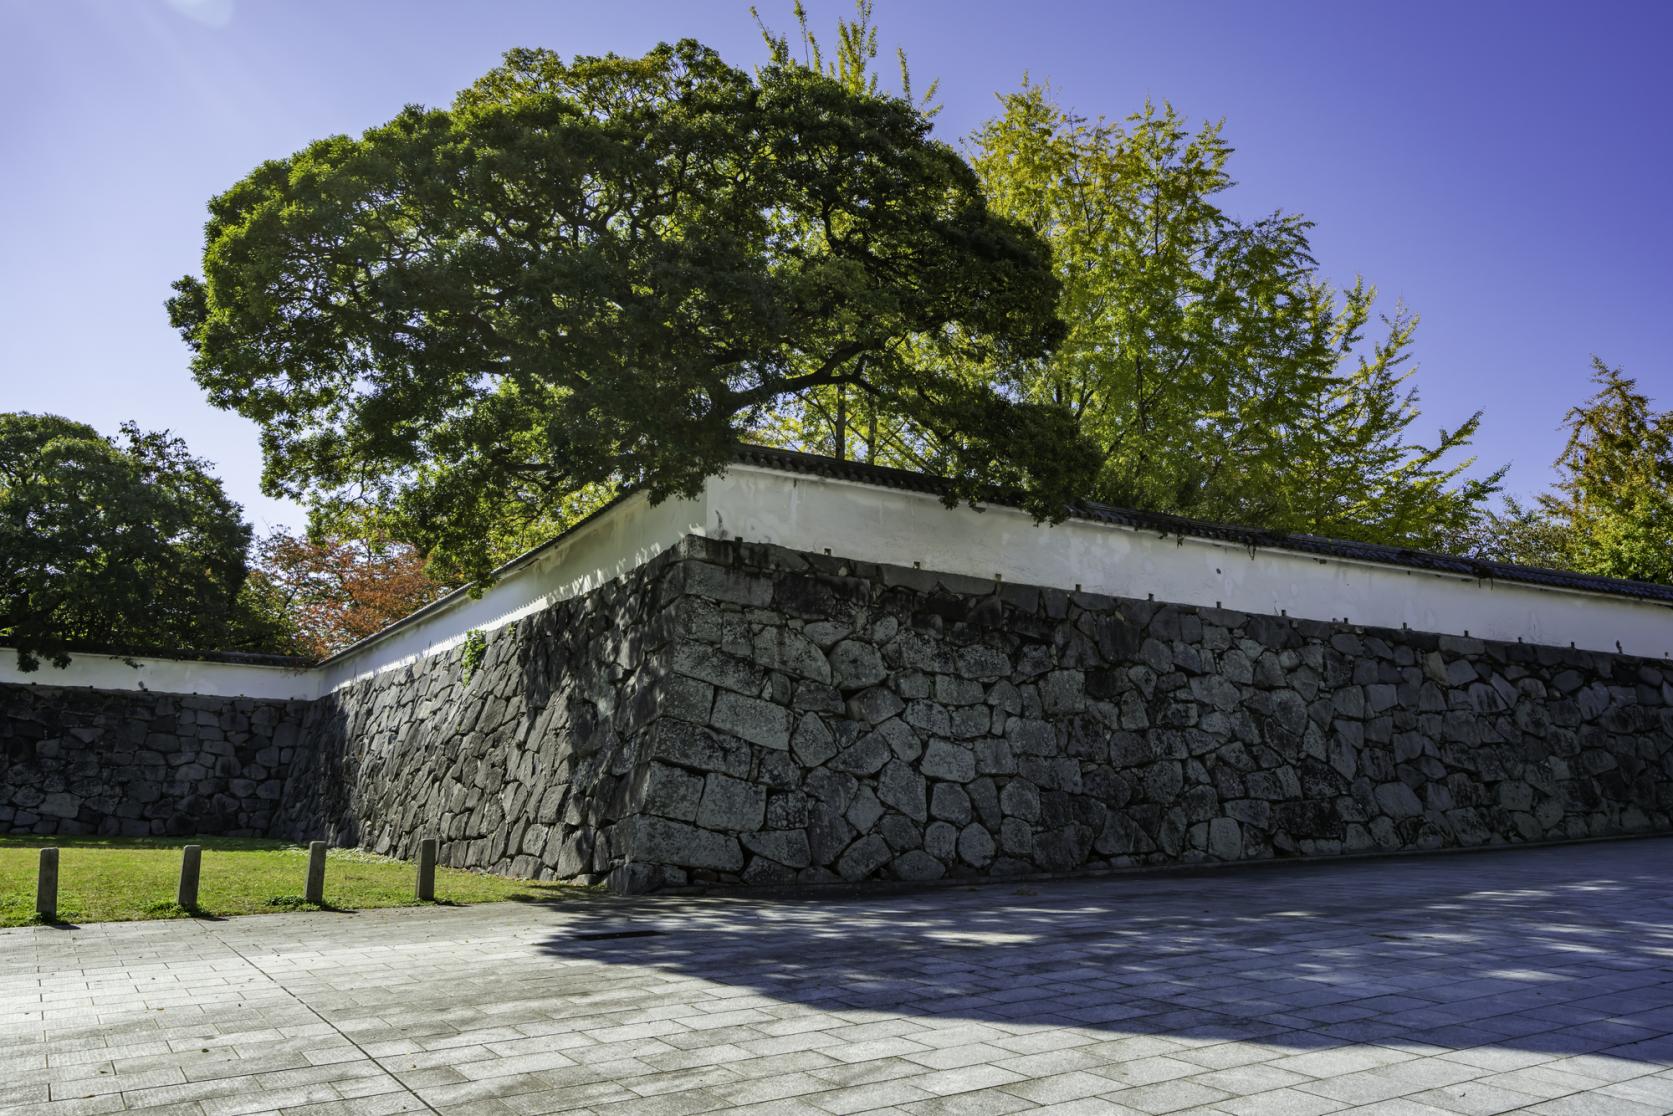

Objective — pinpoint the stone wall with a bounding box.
[269,550,680,885]
[4,535,1671,894]
[619,537,1673,890]
[0,685,309,836]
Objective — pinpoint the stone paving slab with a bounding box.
[6,839,1673,1114]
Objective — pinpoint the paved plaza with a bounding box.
[5,840,1673,1115]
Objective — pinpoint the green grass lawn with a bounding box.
[0,836,583,927]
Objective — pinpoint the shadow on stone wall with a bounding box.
[0,686,308,837]
[268,548,686,882]
[530,838,1673,1063]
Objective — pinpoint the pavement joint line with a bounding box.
[193,919,443,1116]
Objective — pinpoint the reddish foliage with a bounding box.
[246,531,448,659]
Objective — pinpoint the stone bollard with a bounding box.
[416,838,437,902]
[36,848,58,922]
[177,845,202,910]
[304,841,327,905]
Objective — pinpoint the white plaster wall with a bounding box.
[0,649,320,700]
[316,488,710,693]
[711,465,1673,661]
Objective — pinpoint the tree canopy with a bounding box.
[168,12,1523,577]
[169,39,1097,583]
[967,86,1501,550]
[0,413,268,670]
[1477,360,1672,584]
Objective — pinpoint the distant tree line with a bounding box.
[0,411,445,666]
[4,3,1666,667]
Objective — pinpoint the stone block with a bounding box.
[712,691,791,750]
[808,804,856,865]
[930,782,972,824]
[830,734,891,776]
[751,628,831,683]
[957,823,996,867]
[878,760,928,821]
[974,737,1018,775]
[661,676,714,723]
[949,705,989,738]
[837,834,892,880]
[632,817,743,872]
[743,829,811,868]
[846,785,884,833]
[653,720,752,778]
[829,640,887,690]
[790,714,838,767]
[935,675,985,705]
[1000,816,1033,857]
[955,644,1011,680]
[672,643,761,695]
[1208,817,1242,859]
[892,850,945,880]
[765,791,810,828]
[925,820,958,861]
[880,812,921,851]
[1375,781,1425,818]
[1040,670,1087,714]
[999,779,1041,821]
[849,687,906,725]
[642,764,703,822]
[697,773,766,831]
[684,561,773,607]
[903,699,952,735]
[37,792,80,820]
[921,739,976,783]
[803,620,850,648]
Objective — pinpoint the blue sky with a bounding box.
[4,0,1669,533]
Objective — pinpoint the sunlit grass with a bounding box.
[0,835,583,927]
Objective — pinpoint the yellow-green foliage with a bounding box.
[969,86,1502,551]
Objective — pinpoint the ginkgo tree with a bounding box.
[1476,360,1673,584]
[968,84,1502,549]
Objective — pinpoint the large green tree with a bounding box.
[745,0,947,469]
[169,40,1096,582]
[0,413,270,670]
[968,85,1501,549]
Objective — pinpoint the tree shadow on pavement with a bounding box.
[533,838,1673,1064]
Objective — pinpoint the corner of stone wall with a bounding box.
[268,542,700,888]
[606,535,863,893]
